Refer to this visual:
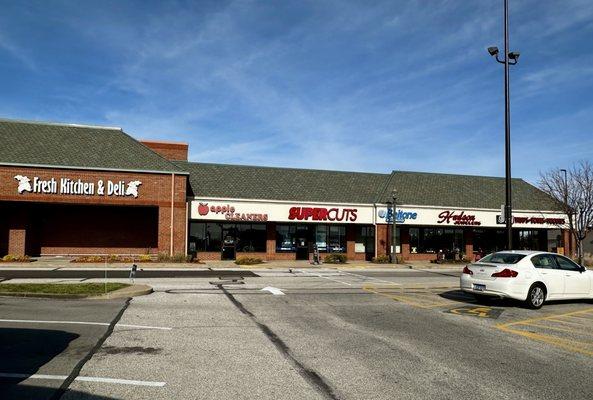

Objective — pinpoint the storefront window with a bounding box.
[275,224,347,253]
[328,225,346,253]
[355,226,375,254]
[276,225,297,252]
[411,228,464,254]
[189,222,265,253]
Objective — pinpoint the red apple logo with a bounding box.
[198,203,209,216]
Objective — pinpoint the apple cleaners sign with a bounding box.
[14,175,142,198]
[190,200,374,224]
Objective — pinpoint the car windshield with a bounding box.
[479,253,526,264]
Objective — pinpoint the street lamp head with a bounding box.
[508,51,520,61]
[487,46,499,56]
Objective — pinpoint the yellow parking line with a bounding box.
[362,284,455,309]
[547,317,593,328]
[519,321,593,337]
[499,307,593,328]
[497,307,593,357]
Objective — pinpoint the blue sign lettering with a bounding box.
[379,208,418,223]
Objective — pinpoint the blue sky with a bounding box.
[1,0,592,183]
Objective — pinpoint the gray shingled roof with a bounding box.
[377,171,561,211]
[175,161,389,203]
[0,119,186,174]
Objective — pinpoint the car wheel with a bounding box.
[526,284,546,309]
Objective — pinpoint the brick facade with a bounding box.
[0,165,187,256]
[140,140,188,161]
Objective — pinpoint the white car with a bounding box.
[460,250,593,309]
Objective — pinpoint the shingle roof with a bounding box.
[0,119,186,174]
[377,171,561,211]
[174,161,389,203]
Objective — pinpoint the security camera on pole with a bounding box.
[487,0,520,250]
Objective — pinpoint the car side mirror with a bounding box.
[580,265,587,273]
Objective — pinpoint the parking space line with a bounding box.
[362,284,454,309]
[0,373,166,387]
[496,307,593,357]
[296,270,353,286]
[0,318,172,331]
[339,271,403,286]
[518,321,592,336]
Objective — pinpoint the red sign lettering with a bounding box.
[437,210,481,226]
[288,207,358,222]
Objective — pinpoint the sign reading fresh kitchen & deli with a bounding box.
[14,175,142,198]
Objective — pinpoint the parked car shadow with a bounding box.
[0,327,78,398]
[438,290,593,309]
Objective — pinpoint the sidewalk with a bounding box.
[0,257,465,270]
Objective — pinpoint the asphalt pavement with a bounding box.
[0,297,127,400]
[1,270,591,399]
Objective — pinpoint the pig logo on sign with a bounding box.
[125,180,142,198]
[14,175,32,194]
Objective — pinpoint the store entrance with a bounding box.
[295,237,309,260]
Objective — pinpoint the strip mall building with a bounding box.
[0,119,571,261]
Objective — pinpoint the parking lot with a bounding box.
[1,268,592,399]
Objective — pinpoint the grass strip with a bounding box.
[0,283,129,296]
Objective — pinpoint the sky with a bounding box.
[1,0,592,183]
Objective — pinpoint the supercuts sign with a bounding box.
[190,200,374,224]
[288,207,357,222]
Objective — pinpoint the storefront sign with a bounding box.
[497,216,566,226]
[377,208,418,223]
[288,207,357,222]
[190,200,374,224]
[14,175,142,198]
[437,210,481,226]
[195,202,268,222]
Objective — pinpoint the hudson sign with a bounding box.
[190,200,374,224]
[14,175,142,198]
[376,206,567,229]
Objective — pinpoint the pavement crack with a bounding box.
[218,285,340,400]
[52,298,131,400]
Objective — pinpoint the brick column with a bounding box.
[266,222,276,260]
[376,224,388,256]
[8,209,27,256]
[401,227,410,260]
[464,229,473,261]
[346,225,356,260]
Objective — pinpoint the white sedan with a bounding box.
[460,250,593,309]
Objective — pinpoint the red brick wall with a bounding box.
[140,141,188,161]
[0,165,187,256]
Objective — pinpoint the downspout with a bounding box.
[170,173,175,256]
[184,200,188,255]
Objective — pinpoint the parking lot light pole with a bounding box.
[487,0,519,250]
[392,189,398,264]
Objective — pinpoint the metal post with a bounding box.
[503,0,513,250]
[391,197,397,264]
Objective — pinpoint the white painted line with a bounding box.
[0,319,172,331]
[339,271,402,286]
[0,373,166,387]
[76,376,166,387]
[261,286,285,295]
[296,270,352,286]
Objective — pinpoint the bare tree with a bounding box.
[539,160,593,264]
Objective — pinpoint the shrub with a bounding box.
[372,255,390,264]
[324,253,347,264]
[234,256,263,265]
[156,253,192,263]
[138,255,153,262]
[1,254,31,262]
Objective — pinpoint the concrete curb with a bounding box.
[88,284,153,300]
